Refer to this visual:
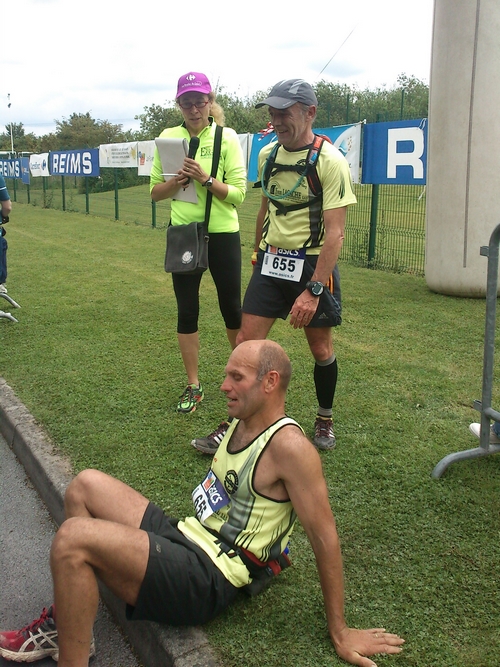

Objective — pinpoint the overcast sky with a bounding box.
[2,0,435,138]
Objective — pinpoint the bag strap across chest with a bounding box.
[202,124,223,233]
[255,134,330,216]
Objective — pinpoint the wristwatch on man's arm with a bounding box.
[306,281,324,297]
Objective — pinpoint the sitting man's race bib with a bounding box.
[261,245,305,282]
[192,469,230,523]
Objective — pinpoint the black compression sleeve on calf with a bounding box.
[314,356,338,412]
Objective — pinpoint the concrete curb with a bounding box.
[0,377,219,667]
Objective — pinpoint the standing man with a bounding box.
[193,79,356,454]
[0,174,12,294]
[0,341,404,667]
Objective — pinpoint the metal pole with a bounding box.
[8,94,14,153]
[151,199,156,229]
[85,177,90,214]
[114,169,119,220]
[368,184,379,265]
[431,223,500,477]
[477,230,500,444]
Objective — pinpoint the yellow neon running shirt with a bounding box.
[149,119,247,233]
[178,416,302,587]
[258,140,357,254]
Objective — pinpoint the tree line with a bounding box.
[1,74,428,154]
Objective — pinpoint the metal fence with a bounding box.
[5,175,426,276]
[343,183,426,275]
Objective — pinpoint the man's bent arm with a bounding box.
[289,206,346,327]
[310,206,346,284]
[271,431,404,666]
[1,199,12,217]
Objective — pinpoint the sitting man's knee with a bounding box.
[66,468,99,496]
[50,517,84,565]
[64,468,101,512]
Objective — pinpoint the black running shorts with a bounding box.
[242,249,342,327]
[126,503,240,625]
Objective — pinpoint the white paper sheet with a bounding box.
[154,137,198,204]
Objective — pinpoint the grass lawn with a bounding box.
[1,204,499,667]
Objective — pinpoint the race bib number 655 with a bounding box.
[261,245,305,282]
[192,469,230,522]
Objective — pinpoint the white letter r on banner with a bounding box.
[387,127,424,179]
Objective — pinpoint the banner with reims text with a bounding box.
[49,149,99,177]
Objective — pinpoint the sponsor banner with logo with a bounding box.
[322,123,362,184]
[99,142,138,168]
[49,149,99,177]
[362,118,427,185]
[29,153,50,177]
[137,140,156,176]
[247,122,361,183]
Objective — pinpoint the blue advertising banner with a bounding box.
[0,159,22,180]
[0,158,29,184]
[247,132,275,182]
[362,119,427,185]
[49,148,99,177]
[20,157,30,185]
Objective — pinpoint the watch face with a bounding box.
[308,281,324,296]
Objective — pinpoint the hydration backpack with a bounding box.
[255,134,332,216]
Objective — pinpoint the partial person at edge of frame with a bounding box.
[0,173,13,294]
[469,420,500,443]
[150,71,247,415]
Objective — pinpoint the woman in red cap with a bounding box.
[150,72,246,415]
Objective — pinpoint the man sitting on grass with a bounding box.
[0,340,404,667]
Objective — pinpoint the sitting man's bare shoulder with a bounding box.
[254,421,320,501]
[267,422,321,470]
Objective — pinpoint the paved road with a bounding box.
[0,432,141,667]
